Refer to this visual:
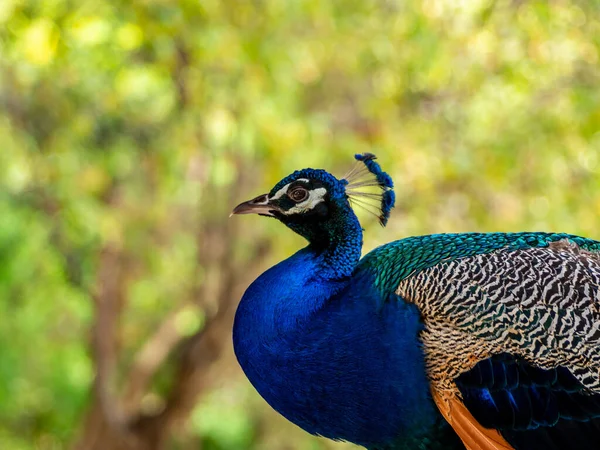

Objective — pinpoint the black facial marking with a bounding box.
[313,202,329,218]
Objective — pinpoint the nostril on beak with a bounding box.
[251,195,269,205]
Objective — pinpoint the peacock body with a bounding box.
[232,154,600,450]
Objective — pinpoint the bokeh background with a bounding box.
[1,0,600,449]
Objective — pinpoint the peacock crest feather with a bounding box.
[343,153,395,226]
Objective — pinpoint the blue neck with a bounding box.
[311,211,363,280]
[283,201,363,281]
[235,208,363,340]
[233,206,363,367]
[233,209,448,448]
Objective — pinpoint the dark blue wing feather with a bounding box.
[456,354,600,450]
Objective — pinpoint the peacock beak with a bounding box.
[230,194,278,217]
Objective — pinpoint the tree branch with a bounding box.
[121,305,192,415]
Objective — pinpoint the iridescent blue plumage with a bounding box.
[232,155,600,450]
[233,249,459,449]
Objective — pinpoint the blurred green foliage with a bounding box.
[1,0,599,449]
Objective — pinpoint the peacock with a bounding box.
[231,153,600,450]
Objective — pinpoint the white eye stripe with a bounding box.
[282,187,327,215]
[270,184,290,200]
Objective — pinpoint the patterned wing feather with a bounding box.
[395,238,600,449]
[397,239,600,393]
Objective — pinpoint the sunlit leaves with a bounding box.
[20,18,59,65]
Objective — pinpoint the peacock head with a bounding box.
[231,154,395,245]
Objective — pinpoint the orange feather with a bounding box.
[432,388,514,450]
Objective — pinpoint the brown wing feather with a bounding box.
[432,388,514,450]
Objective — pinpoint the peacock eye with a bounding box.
[289,187,309,203]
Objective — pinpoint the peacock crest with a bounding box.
[343,153,395,226]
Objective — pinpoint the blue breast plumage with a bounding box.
[231,154,600,450]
